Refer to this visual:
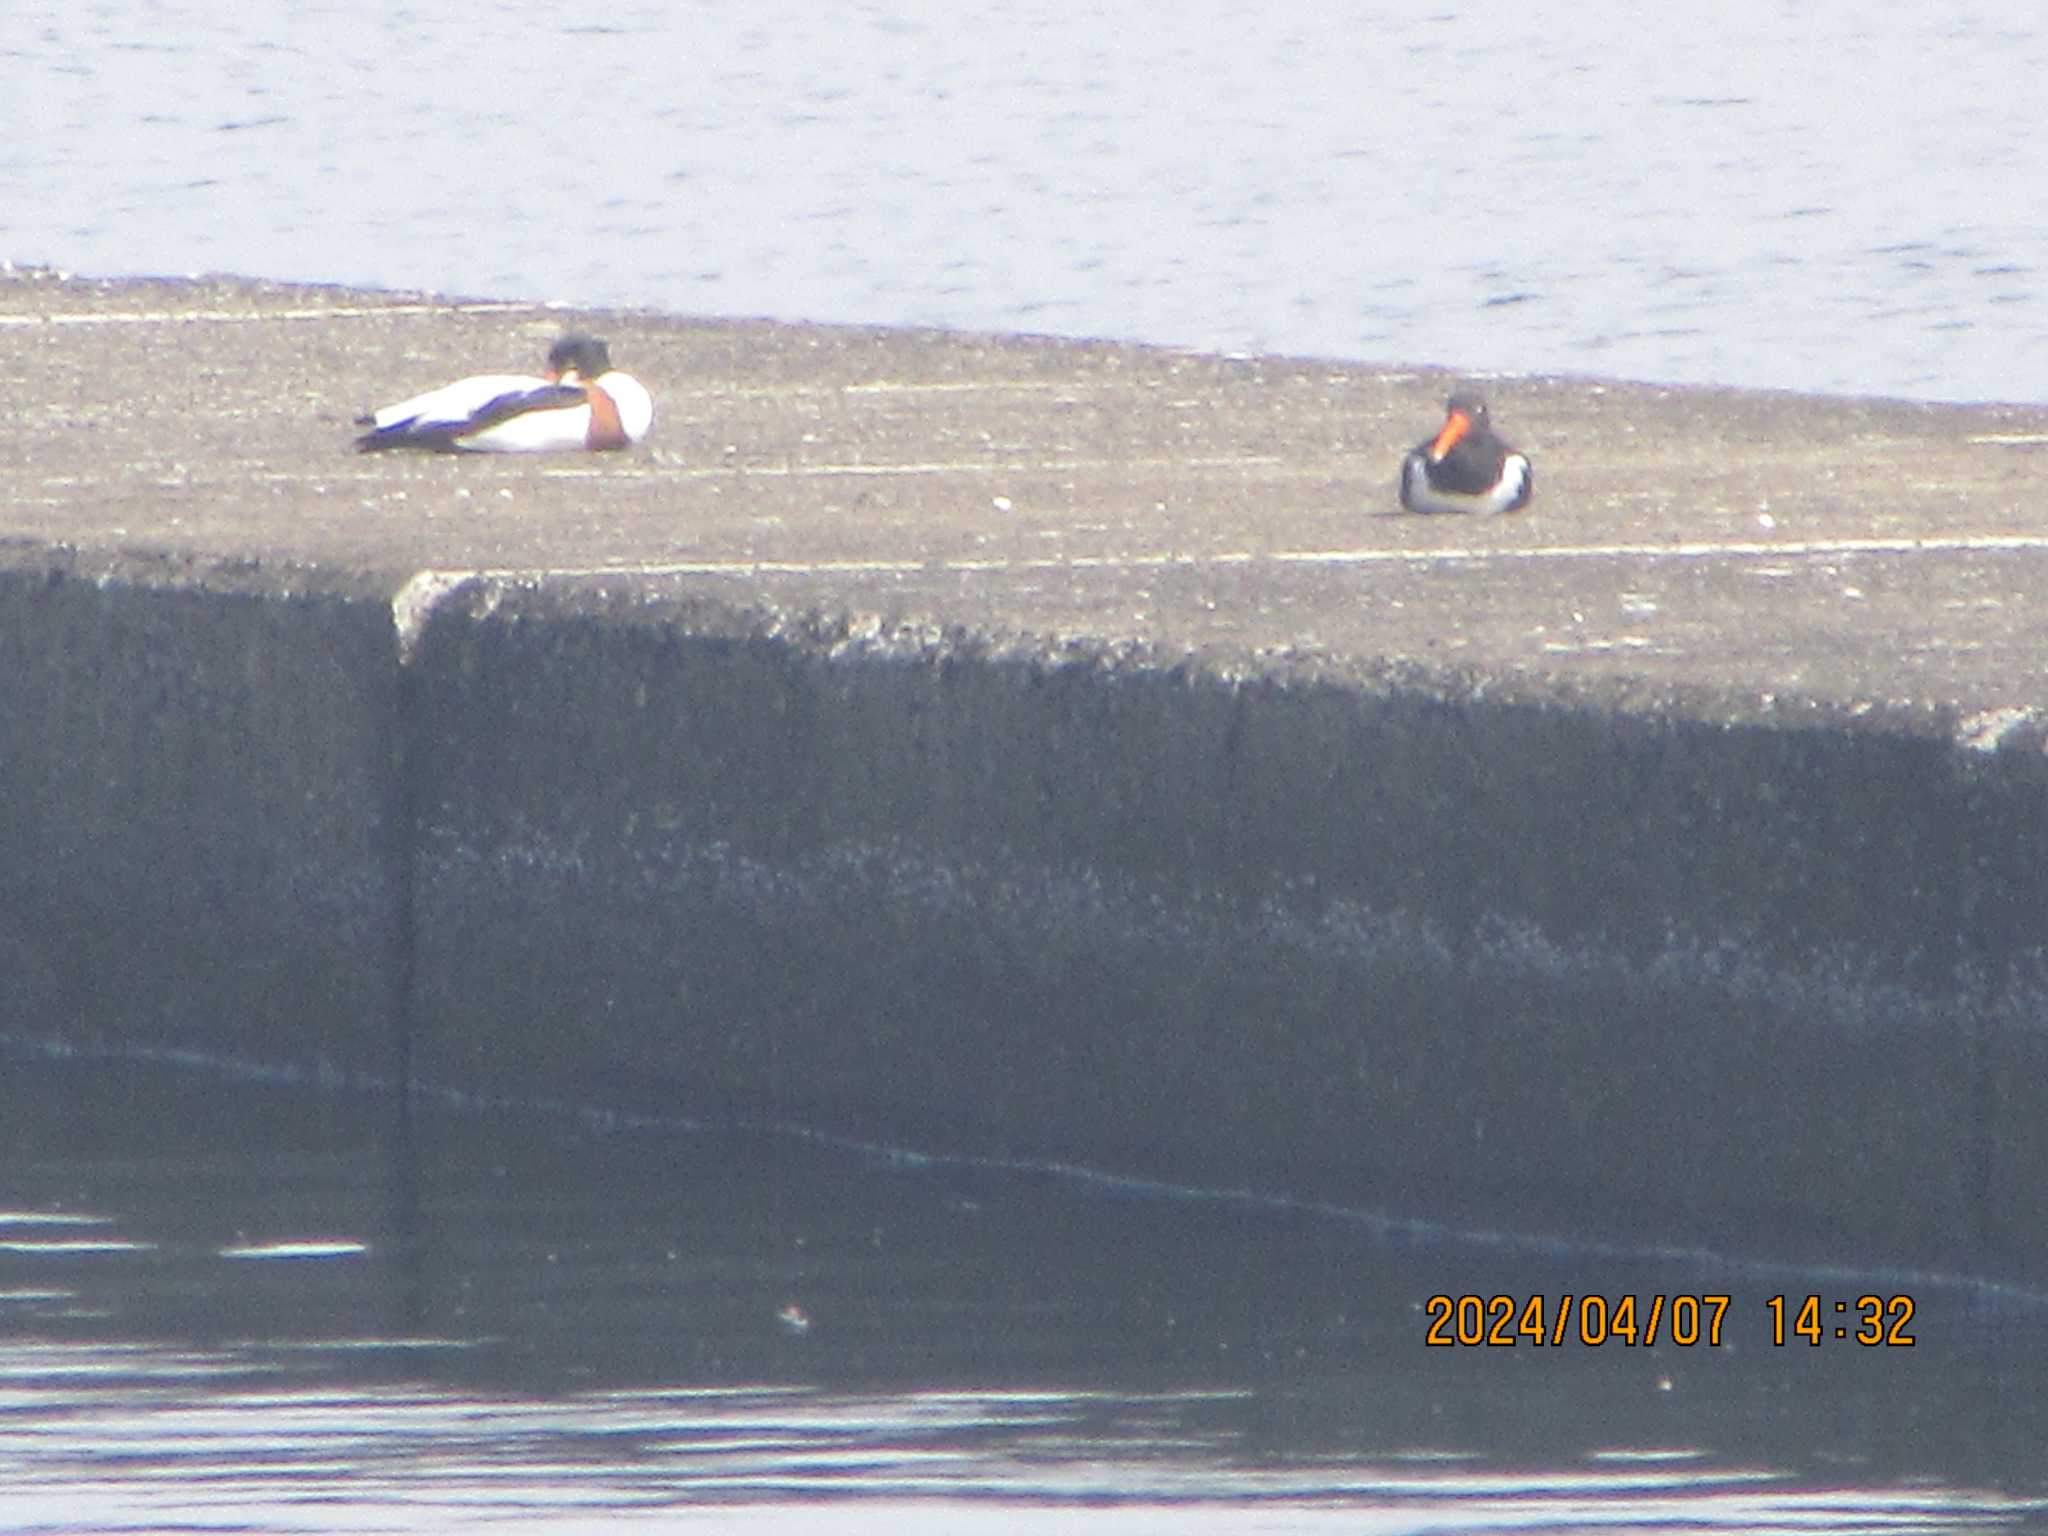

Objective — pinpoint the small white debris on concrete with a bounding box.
[1955,706,2041,754]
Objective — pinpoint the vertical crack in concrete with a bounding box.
[380,580,437,1320]
[383,570,488,1108]
[383,592,426,1101]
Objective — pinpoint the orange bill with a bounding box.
[1427,409,1472,462]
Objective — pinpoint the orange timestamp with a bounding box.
[1424,1293,1730,1347]
[1766,1293,1916,1346]
[1425,1293,1920,1347]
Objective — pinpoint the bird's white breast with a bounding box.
[596,371,655,443]
[1401,451,1531,515]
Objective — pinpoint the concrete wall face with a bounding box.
[0,558,406,1078]
[406,583,2048,1277]
[3,557,2042,1276]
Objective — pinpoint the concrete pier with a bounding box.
[3,271,2044,1279]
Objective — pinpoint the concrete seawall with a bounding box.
[404,576,2046,1279]
[0,552,409,1078]
[3,273,2046,1281]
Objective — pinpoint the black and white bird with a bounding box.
[355,334,653,453]
[1398,392,1532,515]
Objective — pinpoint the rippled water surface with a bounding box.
[7,1,2048,400]
[5,1046,2048,1533]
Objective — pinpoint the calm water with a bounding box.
[5,1044,2048,1533]
[6,1,2048,401]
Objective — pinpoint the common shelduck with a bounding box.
[355,334,653,453]
[1398,392,1532,515]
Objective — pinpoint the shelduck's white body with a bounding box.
[355,335,653,453]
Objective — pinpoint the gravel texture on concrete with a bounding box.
[5,268,2046,726]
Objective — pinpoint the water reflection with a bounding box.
[2,1043,2046,1533]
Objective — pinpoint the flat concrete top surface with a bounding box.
[5,270,2046,727]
